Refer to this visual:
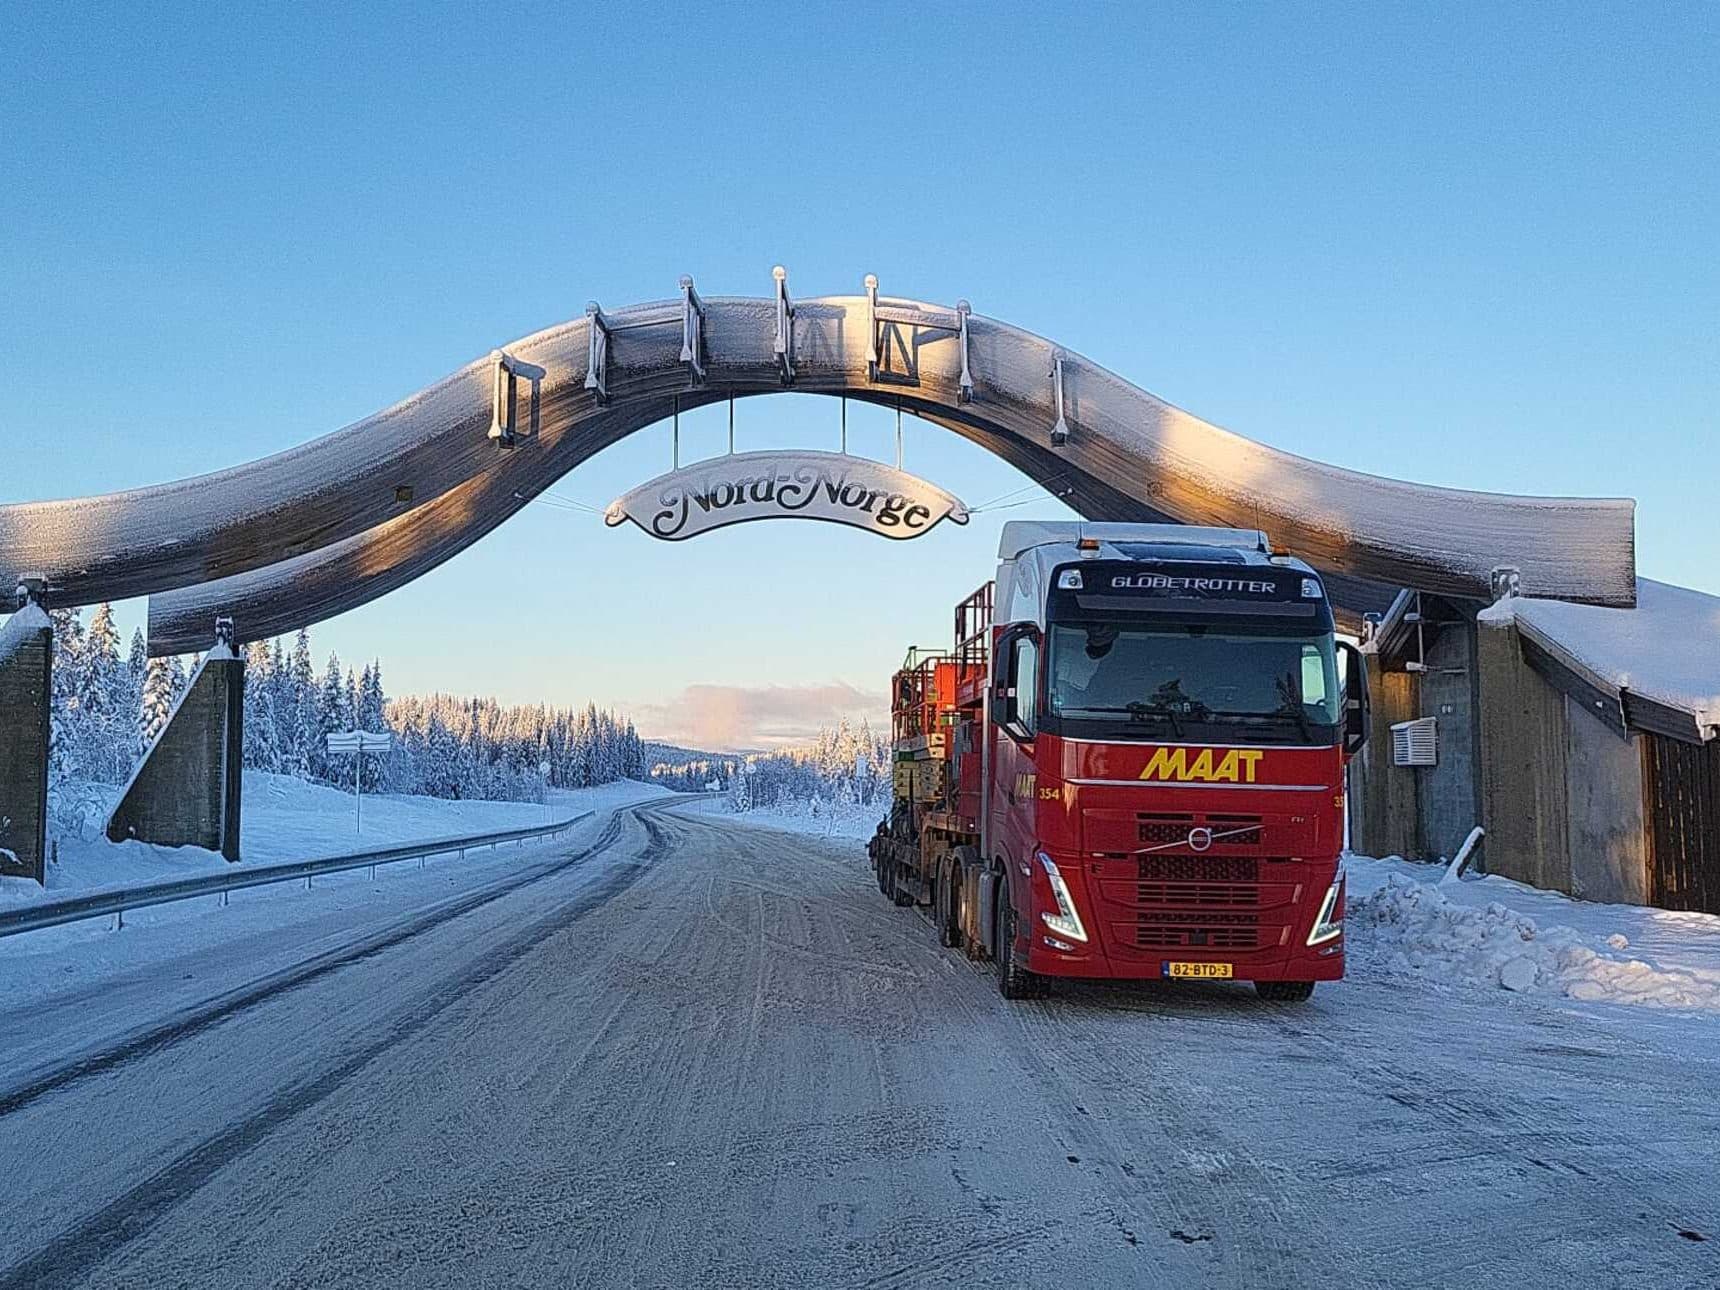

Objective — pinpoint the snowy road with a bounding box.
[1,800,1717,1288]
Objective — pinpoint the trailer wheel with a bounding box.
[935,861,961,948]
[996,888,1042,1000]
[1255,981,1316,1003]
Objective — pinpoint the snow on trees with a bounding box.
[10,608,652,812]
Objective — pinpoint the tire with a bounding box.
[1255,981,1316,1003]
[996,886,1042,1000]
[935,861,961,948]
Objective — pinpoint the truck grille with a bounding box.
[1136,882,1260,907]
[1135,922,1261,950]
[1137,856,1258,882]
[1137,812,1263,847]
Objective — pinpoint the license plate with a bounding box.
[1163,961,1233,979]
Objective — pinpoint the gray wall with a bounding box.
[1477,618,1572,892]
[1350,653,1421,858]
[1419,622,1481,860]
[1564,694,1648,904]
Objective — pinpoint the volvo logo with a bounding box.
[1187,826,1214,853]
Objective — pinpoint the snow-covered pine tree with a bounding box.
[78,604,130,783]
[243,639,282,772]
[47,609,87,784]
[140,654,178,746]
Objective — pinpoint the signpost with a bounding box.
[605,450,969,543]
[326,730,394,835]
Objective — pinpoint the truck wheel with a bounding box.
[996,891,1042,1000]
[935,862,961,948]
[1255,981,1316,1003]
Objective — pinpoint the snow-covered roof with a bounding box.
[1488,578,1720,740]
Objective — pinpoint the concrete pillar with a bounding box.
[1475,616,1571,892]
[106,642,244,861]
[1348,651,1422,858]
[0,597,53,885]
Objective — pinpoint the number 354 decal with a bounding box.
[1013,772,1062,801]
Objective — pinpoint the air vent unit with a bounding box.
[1391,717,1438,767]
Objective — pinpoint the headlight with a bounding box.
[1307,869,1345,946]
[1037,851,1088,943]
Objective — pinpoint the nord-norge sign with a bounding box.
[604,450,970,542]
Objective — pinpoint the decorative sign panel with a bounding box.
[604,450,970,542]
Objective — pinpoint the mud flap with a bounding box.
[978,869,1000,957]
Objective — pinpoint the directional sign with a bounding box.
[605,450,969,543]
[326,730,394,755]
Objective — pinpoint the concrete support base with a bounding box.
[0,604,53,884]
[106,650,244,861]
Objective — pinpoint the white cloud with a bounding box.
[632,681,888,753]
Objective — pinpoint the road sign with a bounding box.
[325,730,394,833]
[327,730,394,755]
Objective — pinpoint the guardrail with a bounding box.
[0,811,595,940]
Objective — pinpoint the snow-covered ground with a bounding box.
[692,795,883,840]
[1348,853,1720,1014]
[0,777,673,1008]
[3,806,1715,1288]
[700,799,1720,1020]
[3,771,666,908]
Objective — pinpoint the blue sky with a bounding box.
[2,3,1714,749]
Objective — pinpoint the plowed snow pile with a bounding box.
[1350,872,1720,1012]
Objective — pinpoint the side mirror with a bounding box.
[1338,641,1369,755]
[992,622,1038,744]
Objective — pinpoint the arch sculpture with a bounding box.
[0,273,1635,654]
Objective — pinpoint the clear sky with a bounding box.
[2,3,1715,750]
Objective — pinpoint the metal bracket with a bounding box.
[490,350,545,448]
[214,616,236,651]
[864,273,976,400]
[584,303,612,405]
[864,273,881,381]
[956,299,974,403]
[1489,566,1522,601]
[773,265,795,384]
[1050,351,1070,446]
[680,275,706,383]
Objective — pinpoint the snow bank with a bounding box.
[1487,577,1720,734]
[694,795,882,841]
[1347,857,1720,1013]
[1,772,673,907]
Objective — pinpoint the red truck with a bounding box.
[869,522,1369,1001]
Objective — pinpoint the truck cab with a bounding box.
[869,521,1368,1003]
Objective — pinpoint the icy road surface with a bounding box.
[0,801,1716,1289]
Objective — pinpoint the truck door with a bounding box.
[992,627,1042,879]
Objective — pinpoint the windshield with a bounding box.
[1046,622,1341,741]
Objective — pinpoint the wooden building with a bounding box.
[1350,579,1720,913]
